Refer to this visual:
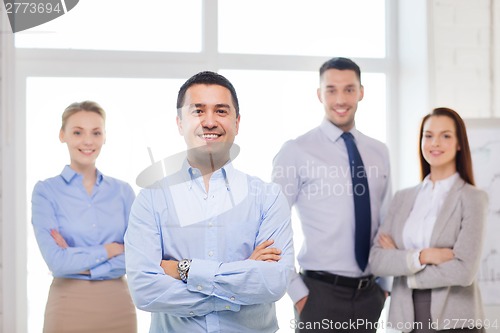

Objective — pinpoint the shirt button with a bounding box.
[197,285,202,291]
[208,251,214,257]
[230,296,235,301]
[208,222,213,228]
[189,311,194,316]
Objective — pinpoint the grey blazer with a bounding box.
[369,178,488,332]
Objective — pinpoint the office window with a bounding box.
[15,0,202,52]
[218,0,386,57]
[221,69,386,180]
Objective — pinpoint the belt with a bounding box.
[301,270,374,290]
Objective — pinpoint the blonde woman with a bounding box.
[31,101,137,333]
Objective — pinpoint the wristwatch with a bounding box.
[177,259,192,283]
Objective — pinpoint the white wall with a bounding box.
[398,1,500,331]
[396,1,431,189]
[428,0,500,331]
[1,7,24,333]
[429,0,500,118]
[0,14,3,329]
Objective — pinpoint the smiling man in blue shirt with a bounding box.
[125,71,295,333]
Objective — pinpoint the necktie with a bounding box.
[341,132,371,271]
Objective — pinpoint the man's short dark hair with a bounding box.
[176,71,240,118]
[319,57,361,84]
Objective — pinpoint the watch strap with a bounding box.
[178,259,192,283]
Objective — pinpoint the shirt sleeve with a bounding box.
[90,253,126,279]
[271,141,309,304]
[272,141,301,208]
[281,269,309,304]
[125,189,238,317]
[378,145,393,223]
[123,182,136,223]
[31,181,110,276]
[371,144,394,291]
[186,186,294,306]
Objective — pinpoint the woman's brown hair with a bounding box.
[419,107,475,185]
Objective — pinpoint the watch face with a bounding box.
[179,259,190,271]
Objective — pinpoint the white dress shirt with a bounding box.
[403,172,460,282]
[403,172,460,250]
[272,118,392,303]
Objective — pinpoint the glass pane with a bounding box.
[356,73,387,142]
[219,0,386,57]
[220,70,386,181]
[220,69,386,332]
[219,70,322,181]
[16,0,202,52]
[26,77,186,333]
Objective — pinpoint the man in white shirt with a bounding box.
[272,57,392,332]
[125,71,295,333]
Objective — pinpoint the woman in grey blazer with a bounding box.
[370,107,488,333]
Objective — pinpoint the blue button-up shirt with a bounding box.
[31,165,136,280]
[125,162,294,333]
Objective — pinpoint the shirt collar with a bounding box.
[319,118,360,143]
[422,172,459,191]
[95,169,104,185]
[60,165,104,186]
[182,159,234,190]
[61,165,78,183]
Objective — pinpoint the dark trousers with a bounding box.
[411,289,484,333]
[295,274,385,333]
